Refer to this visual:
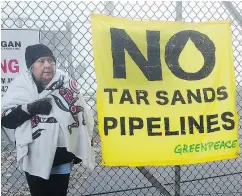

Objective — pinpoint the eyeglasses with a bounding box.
[36,57,55,66]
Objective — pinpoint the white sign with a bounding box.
[1,29,40,96]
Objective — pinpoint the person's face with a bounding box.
[32,56,56,85]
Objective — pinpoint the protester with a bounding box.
[1,44,95,196]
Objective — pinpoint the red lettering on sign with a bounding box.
[1,59,19,73]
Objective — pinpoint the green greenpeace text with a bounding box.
[174,140,237,155]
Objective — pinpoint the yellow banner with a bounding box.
[91,14,239,166]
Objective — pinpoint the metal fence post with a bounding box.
[137,167,172,196]
[174,2,182,196]
[174,166,181,196]
[222,2,242,28]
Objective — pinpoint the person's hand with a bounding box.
[27,98,52,116]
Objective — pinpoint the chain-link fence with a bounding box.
[1,1,242,196]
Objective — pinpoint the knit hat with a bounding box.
[25,44,56,69]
